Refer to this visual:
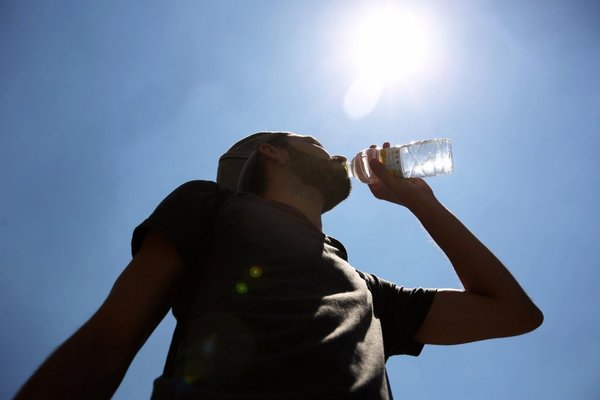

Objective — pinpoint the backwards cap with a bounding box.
[217,131,291,192]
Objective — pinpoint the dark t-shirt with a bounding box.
[132,181,436,400]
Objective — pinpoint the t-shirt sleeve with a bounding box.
[131,180,222,269]
[357,270,437,359]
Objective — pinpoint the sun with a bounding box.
[342,4,439,119]
[350,5,433,84]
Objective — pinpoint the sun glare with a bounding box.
[343,5,437,119]
[352,6,432,83]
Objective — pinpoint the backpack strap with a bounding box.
[161,188,232,377]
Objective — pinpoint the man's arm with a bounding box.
[368,153,543,345]
[14,230,185,399]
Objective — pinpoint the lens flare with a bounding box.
[249,265,263,278]
[235,282,249,294]
[343,74,383,120]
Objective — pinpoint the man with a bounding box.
[15,132,543,399]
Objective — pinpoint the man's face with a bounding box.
[284,136,351,213]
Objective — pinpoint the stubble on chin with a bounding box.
[286,146,351,212]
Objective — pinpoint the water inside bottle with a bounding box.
[399,138,453,178]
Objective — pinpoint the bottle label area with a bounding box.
[380,148,403,177]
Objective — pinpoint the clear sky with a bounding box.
[1,0,599,398]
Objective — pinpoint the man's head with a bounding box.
[217,132,351,213]
[217,131,291,194]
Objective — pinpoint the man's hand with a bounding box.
[366,142,434,209]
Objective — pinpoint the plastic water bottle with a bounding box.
[350,138,454,183]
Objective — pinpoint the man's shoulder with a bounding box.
[165,180,235,202]
[354,269,378,290]
[173,179,220,193]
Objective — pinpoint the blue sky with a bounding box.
[1,0,599,398]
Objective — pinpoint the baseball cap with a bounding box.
[217,131,292,192]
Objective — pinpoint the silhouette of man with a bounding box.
[16,132,543,399]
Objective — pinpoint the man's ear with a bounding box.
[257,143,287,166]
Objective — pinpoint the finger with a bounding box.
[383,142,391,148]
[369,144,377,149]
[368,158,397,186]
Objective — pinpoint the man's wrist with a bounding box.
[405,192,442,217]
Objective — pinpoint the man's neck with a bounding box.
[261,188,324,231]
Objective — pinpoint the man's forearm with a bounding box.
[14,322,129,400]
[409,194,540,311]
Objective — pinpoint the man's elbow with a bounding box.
[514,303,544,335]
[528,305,544,331]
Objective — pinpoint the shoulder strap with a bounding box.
[161,188,232,377]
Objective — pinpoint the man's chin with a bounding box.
[322,178,352,213]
